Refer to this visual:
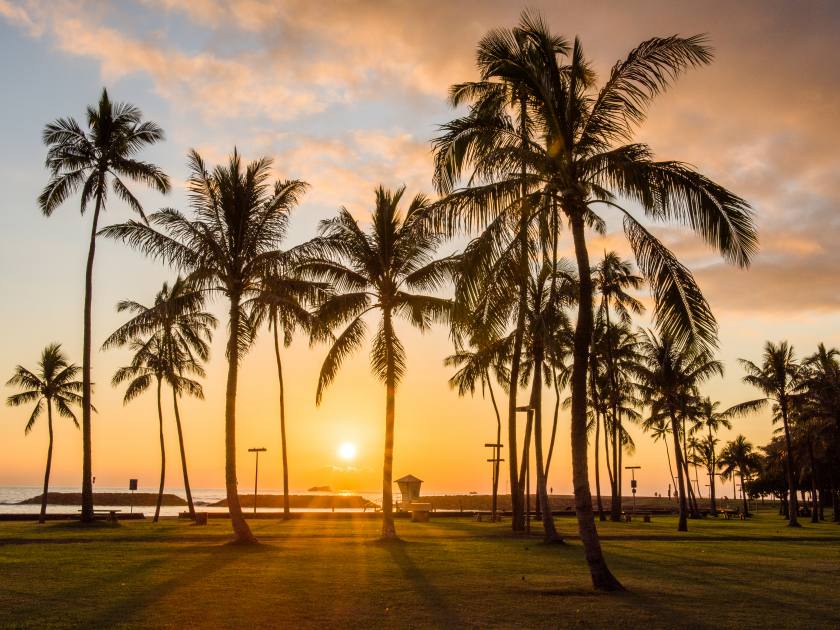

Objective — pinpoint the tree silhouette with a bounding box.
[431,10,756,589]
[39,89,170,521]
[102,149,306,543]
[302,186,454,540]
[103,277,214,519]
[6,344,83,523]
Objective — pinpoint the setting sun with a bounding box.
[338,442,357,461]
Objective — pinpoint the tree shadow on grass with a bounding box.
[78,545,243,627]
[384,542,463,627]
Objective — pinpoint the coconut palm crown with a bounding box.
[39,88,170,522]
[100,148,307,543]
[301,185,455,539]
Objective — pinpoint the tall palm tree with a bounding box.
[39,89,170,521]
[445,329,509,522]
[717,435,760,517]
[690,397,734,514]
[595,317,643,520]
[642,416,678,497]
[254,264,329,518]
[517,259,576,542]
[737,341,802,526]
[6,344,83,523]
[102,149,306,543]
[112,338,168,522]
[103,277,215,519]
[302,186,454,540]
[595,253,643,520]
[634,331,723,531]
[431,12,756,589]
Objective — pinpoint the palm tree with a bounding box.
[517,259,576,542]
[101,149,306,543]
[718,435,760,516]
[39,89,170,521]
[254,264,329,518]
[594,253,643,520]
[112,338,168,522]
[800,343,840,521]
[103,277,215,519]
[6,344,83,523]
[690,397,734,514]
[595,317,643,520]
[737,342,803,526]
[634,331,723,531]
[642,416,678,498]
[302,186,454,540]
[431,12,756,589]
[445,329,509,522]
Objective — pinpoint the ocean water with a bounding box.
[0,486,387,518]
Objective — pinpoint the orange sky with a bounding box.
[0,0,838,498]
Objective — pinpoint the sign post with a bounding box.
[484,442,504,522]
[625,466,641,513]
[128,479,138,514]
[248,448,267,514]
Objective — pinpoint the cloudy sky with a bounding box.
[1,0,838,498]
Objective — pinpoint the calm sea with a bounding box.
[0,486,388,517]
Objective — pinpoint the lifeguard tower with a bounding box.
[395,474,430,521]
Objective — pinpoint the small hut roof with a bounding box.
[395,474,423,484]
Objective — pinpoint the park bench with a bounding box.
[621,512,653,523]
[79,509,121,522]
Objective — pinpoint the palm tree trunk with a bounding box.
[518,408,533,501]
[709,428,717,515]
[588,361,606,522]
[610,407,620,521]
[381,309,397,539]
[669,410,689,532]
[694,463,703,499]
[40,399,54,524]
[154,376,165,523]
[682,426,699,517]
[531,340,561,543]
[807,437,819,524]
[487,375,502,521]
[272,316,291,518]
[544,368,561,478]
[780,405,800,527]
[618,416,623,507]
[543,197,561,483]
[594,402,605,521]
[172,389,195,519]
[569,211,622,591]
[225,296,256,543]
[80,186,103,523]
[505,92,530,533]
[684,454,699,516]
[604,306,621,523]
[740,466,749,517]
[663,438,678,500]
[708,464,717,515]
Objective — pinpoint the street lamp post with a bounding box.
[248,447,267,515]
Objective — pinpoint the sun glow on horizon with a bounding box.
[338,442,357,461]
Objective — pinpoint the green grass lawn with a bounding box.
[1,509,838,628]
